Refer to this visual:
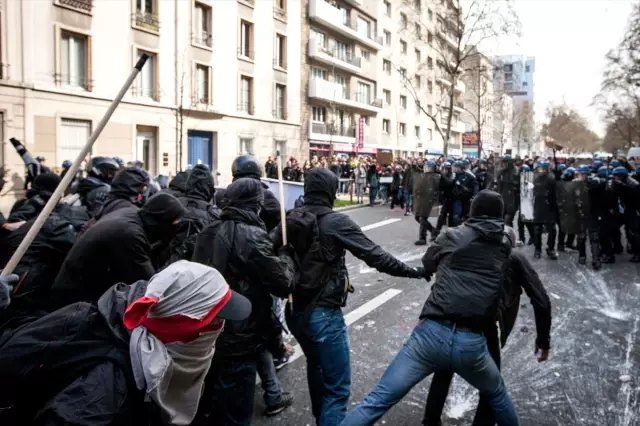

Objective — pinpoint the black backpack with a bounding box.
[169,201,212,262]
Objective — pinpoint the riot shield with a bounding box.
[413,172,440,217]
[519,170,535,222]
[563,180,590,235]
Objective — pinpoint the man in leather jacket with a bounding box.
[277,167,425,426]
[192,178,296,426]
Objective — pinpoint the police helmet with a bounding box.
[597,166,609,178]
[114,157,124,167]
[231,155,262,179]
[453,160,464,168]
[90,156,119,182]
[557,164,567,172]
[610,160,620,168]
[576,165,590,174]
[503,155,513,162]
[612,166,629,177]
[563,168,575,178]
[522,165,530,172]
[62,160,72,169]
[537,160,550,169]
[462,159,470,166]
[442,161,452,168]
[425,160,436,167]
[592,160,603,170]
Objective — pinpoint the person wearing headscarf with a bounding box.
[78,167,151,238]
[192,178,297,425]
[50,193,187,310]
[0,260,251,425]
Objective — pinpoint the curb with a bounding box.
[334,200,382,212]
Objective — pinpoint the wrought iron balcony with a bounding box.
[58,0,93,12]
[134,10,160,32]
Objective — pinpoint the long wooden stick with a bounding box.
[1,54,150,277]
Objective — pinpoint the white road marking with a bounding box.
[361,218,402,231]
[256,288,403,384]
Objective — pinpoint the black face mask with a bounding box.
[138,193,187,243]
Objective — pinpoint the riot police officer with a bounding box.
[413,161,441,245]
[532,160,558,260]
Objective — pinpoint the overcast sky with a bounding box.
[487,0,634,136]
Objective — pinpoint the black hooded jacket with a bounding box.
[420,217,512,327]
[50,193,186,310]
[273,168,419,310]
[162,171,189,198]
[176,166,220,222]
[0,281,153,425]
[7,172,62,223]
[76,176,111,217]
[192,178,295,359]
[78,168,150,238]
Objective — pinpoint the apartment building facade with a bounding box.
[0,0,301,213]
[460,50,494,156]
[493,54,536,156]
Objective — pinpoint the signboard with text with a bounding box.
[357,117,364,148]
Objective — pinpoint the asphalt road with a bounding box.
[251,205,640,426]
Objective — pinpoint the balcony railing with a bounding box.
[308,0,383,50]
[192,32,213,48]
[237,103,255,115]
[272,109,288,120]
[191,96,211,106]
[134,10,160,32]
[311,122,356,137]
[58,0,93,12]
[54,73,93,91]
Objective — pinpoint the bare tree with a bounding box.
[492,92,512,155]
[510,102,532,155]
[395,0,520,157]
[602,109,640,152]
[540,104,600,153]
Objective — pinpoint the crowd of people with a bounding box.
[0,142,636,425]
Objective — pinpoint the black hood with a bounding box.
[222,177,263,214]
[139,193,187,243]
[168,171,189,194]
[214,188,226,207]
[303,168,338,208]
[184,165,215,202]
[110,167,149,204]
[77,176,107,195]
[97,280,149,345]
[465,217,505,243]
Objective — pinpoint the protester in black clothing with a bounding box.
[0,261,251,426]
[50,193,186,309]
[192,178,296,426]
[265,157,278,179]
[73,157,120,217]
[78,167,151,237]
[422,226,552,426]
[162,170,189,198]
[7,172,61,223]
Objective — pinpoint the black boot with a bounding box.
[590,233,602,270]
[600,254,615,264]
[578,256,587,265]
[557,244,565,252]
[415,222,427,245]
[546,250,558,260]
[534,251,541,259]
[430,228,440,242]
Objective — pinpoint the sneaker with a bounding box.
[414,239,427,246]
[273,345,295,370]
[264,392,294,416]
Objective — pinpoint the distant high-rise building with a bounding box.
[493,55,536,156]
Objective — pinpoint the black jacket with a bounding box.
[499,250,552,350]
[274,168,419,309]
[0,281,154,426]
[76,177,111,217]
[533,171,557,223]
[421,217,511,327]
[192,179,295,359]
[6,192,49,223]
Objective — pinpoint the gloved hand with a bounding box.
[0,273,19,309]
[407,266,426,279]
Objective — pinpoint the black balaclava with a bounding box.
[222,178,264,215]
[139,193,187,243]
[470,190,504,219]
[214,188,227,208]
[32,172,61,197]
[185,165,215,202]
[110,167,150,206]
[168,171,189,194]
[303,168,338,208]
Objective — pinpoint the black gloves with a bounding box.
[0,273,19,309]
[407,266,428,279]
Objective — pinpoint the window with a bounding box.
[400,40,407,54]
[135,50,156,99]
[195,64,211,104]
[415,23,421,38]
[239,137,254,155]
[415,126,420,138]
[428,9,433,21]
[274,84,287,119]
[427,57,433,69]
[135,0,159,31]
[504,82,513,91]
[522,81,528,87]
[428,129,433,140]
[275,34,287,69]
[415,48,421,63]
[60,119,91,164]
[274,140,287,161]
[193,1,212,47]
[275,0,286,11]
[361,49,370,60]
[427,81,433,94]
[400,13,407,29]
[384,30,391,46]
[503,64,513,72]
[60,31,89,89]
[427,32,433,43]
[383,89,391,105]
[399,67,406,78]
[415,75,421,88]
[427,104,432,115]
[240,20,254,59]
[313,30,327,48]
[399,122,406,136]
[239,75,253,114]
[505,72,513,81]
[383,60,391,75]
[415,101,420,114]
[525,64,531,72]
[357,82,371,104]
[312,106,326,122]
[312,67,328,80]
[335,74,347,97]
[136,127,158,176]
[383,119,390,134]
[400,95,407,109]
[356,17,370,38]
[384,0,391,16]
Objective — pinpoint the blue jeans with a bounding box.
[289,307,351,426]
[379,186,388,203]
[404,188,413,211]
[341,319,520,426]
[369,186,378,206]
[257,348,284,407]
